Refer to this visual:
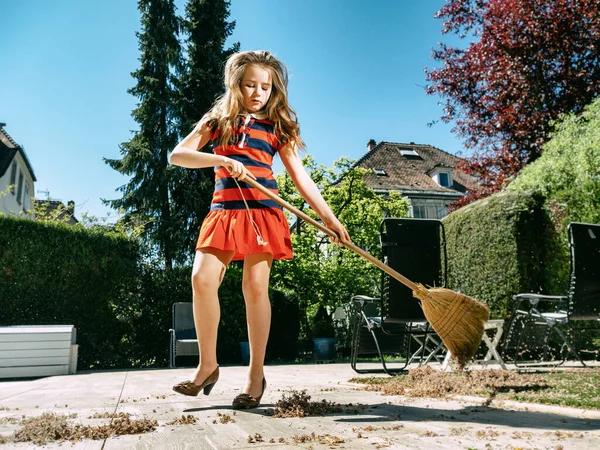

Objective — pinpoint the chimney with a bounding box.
[68,200,75,213]
[367,139,377,151]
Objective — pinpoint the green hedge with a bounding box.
[0,216,301,369]
[442,191,564,318]
[0,215,139,369]
[135,262,300,365]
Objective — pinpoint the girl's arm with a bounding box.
[169,120,255,180]
[280,144,351,244]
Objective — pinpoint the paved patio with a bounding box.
[1,362,599,449]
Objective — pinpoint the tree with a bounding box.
[104,0,182,269]
[270,157,409,342]
[508,97,600,228]
[169,0,239,261]
[426,0,600,206]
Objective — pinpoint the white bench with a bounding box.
[0,325,78,378]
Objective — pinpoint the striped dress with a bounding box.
[195,114,293,261]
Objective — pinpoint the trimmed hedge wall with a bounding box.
[0,216,300,370]
[442,191,564,318]
[0,215,139,369]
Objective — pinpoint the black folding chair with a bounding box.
[169,302,198,368]
[350,218,447,375]
[503,222,600,367]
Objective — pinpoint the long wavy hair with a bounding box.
[203,50,305,151]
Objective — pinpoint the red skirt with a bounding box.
[196,208,293,261]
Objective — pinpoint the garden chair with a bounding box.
[169,302,198,368]
[350,218,447,375]
[503,222,600,367]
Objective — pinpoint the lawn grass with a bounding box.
[507,370,600,409]
[350,366,600,410]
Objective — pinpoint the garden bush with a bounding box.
[0,215,139,369]
[508,97,600,228]
[442,190,561,318]
[0,215,304,368]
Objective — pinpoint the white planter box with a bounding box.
[0,325,78,378]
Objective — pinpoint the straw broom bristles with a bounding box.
[413,283,489,370]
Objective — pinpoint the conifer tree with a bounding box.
[104,0,182,269]
[169,0,239,259]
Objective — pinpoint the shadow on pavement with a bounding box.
[334,402,600,431]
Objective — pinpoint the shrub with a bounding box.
[442,191,562,318]
[0,215,304,368]
[508,97,600,228]
[144,263,300,365]
[117,265,194,367]
[267,288,300,361]
[0,215,139,369]
[310,305,335,339]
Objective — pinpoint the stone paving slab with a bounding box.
[1,363,599,449]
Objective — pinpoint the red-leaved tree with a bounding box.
[425,0,600,207]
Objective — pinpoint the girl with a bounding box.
[169,50,350,409]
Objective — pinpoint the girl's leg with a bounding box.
[190,248,234,384]
[241,252,273,398]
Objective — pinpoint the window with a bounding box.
[399,148,420,157]
[436,205,448,219]
[438,172,450,187]
[9,162,17,194]
[413,205,427,218]
[23,183,30,212]
[16,170,24,205]
[431,169,453,188]
[412,202,448,219]
[373,168,387,176]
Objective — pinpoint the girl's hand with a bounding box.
[222,157,256,181]
[325,217,351,245]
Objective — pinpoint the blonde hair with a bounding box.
[203,50,304,151]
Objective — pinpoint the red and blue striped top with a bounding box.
[209,115,284,211]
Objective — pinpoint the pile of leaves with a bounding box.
[269,390,343,418]
[165,415,197,425]
[352,366,548,398]
[0,412,157,445]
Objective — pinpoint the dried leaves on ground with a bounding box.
[1,412,157,446]
[352,366,547,398]
[165,414,197,425]
[268,389,367,418]
[351,366,600,410]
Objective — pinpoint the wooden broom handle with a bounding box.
[244,177,419,292]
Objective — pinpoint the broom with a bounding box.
[244,177,490,369]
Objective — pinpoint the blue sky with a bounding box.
[1,0,463,221]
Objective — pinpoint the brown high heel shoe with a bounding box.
[232,378,267,410]
[173,366,219,397]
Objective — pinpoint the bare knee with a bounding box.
[242,277,269,303]
[192,265,225,295]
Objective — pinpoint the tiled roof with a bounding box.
[353,141,478,195]
[0,125,37,181]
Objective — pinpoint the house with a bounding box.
[354,140,478,219]
[34,199,78,225]
[0,123,36,219]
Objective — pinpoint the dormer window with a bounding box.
[438,172,450,187]
[430,167,453,188]
[373,168,387,176]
